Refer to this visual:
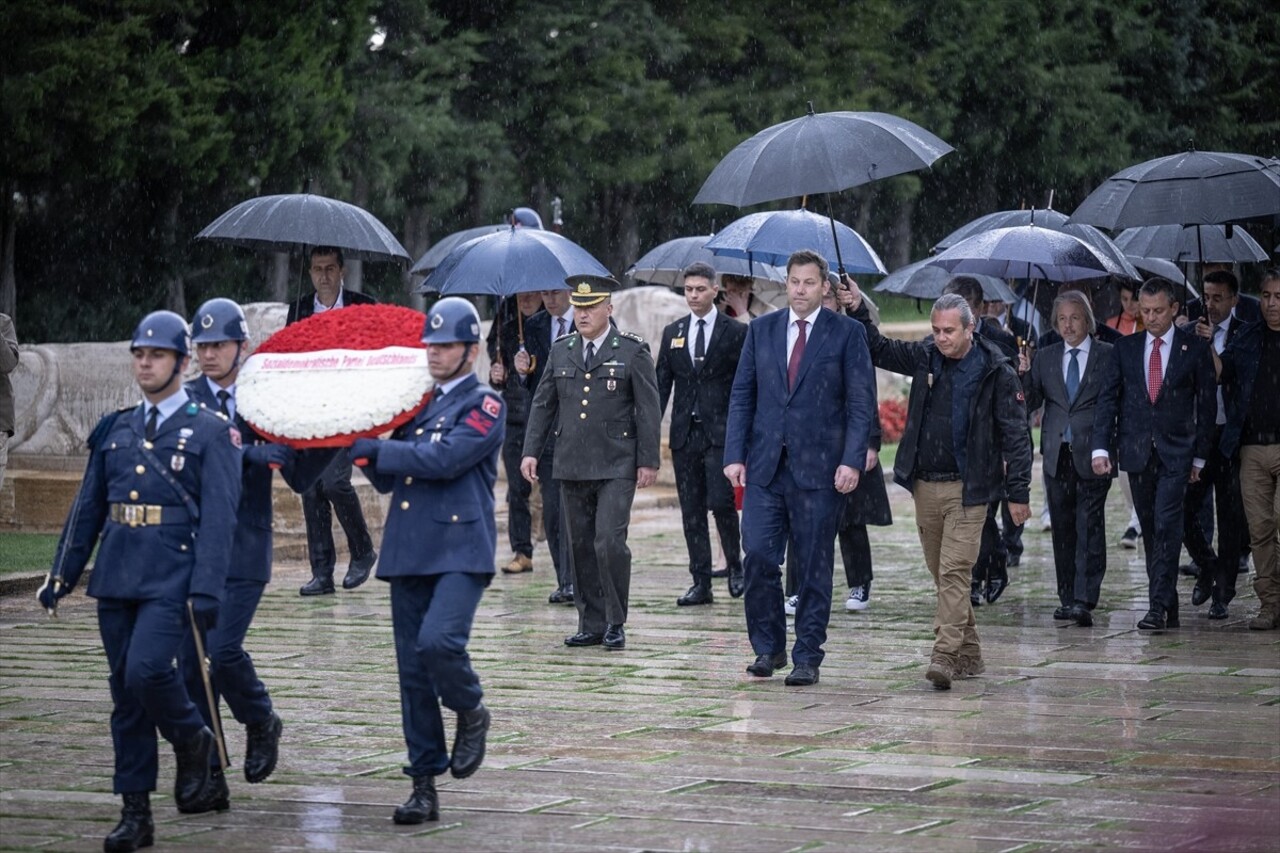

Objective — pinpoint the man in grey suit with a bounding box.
[521,275,662,651]
[1021,291,1115,626]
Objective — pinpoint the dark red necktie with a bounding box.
[1147,337,1162,403]
[787,319,807,391]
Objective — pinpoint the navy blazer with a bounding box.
[1091,326,1216,472]
[184,379,332,583]
[51,394,241,602]
[360,375,505,578]
[656,313,747,450]
[724,307,875,490]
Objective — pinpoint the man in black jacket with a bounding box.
[656,262,747,605]
[286,246,378,596]
[847,285,1032,691]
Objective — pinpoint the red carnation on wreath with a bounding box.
[878,398,908,444]
[237,304,434,448]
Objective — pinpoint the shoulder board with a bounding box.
[621,331,644,343]
[87,407,134,450]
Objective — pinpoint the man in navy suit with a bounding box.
[351,298,503,825]
[1092,277,1217,630]
[180,299,333,809]
[1021,291,1115,626]
[657,262,748,605]
[724,249,876,687]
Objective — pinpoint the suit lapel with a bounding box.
[788,310,833,398]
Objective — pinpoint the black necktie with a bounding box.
[694,319,706,370]
[557,317,567,339]
[216,389,231,418]
[145,406,158,441]
[585,341,596,367]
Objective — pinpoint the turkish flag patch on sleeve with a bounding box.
[482,395,502,418]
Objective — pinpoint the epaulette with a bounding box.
[621,331,644,343]
[87,406,135,450]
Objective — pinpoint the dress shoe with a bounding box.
[104,792,153,853]
[1207,602,1228,620]
[1179,561,1202,577]
[984,575,1009,604]
[393,775,438,824]
[343,549,377,589]
[677,583,714,606]
[955,656,985,679]
[603,624,626,650]
[784,663,820,686]
[710,567,730,578]
[299,574,335,596]
[1137,609,1166,630]
[1248,608,1280,630]
[926,660,953,690]
[172,727,216,812]
[564,631,603,647]
[1007,553,1021,568]
[1069,604,1093,627]
[450,704,490,779]
[548,585,574,604]
[970,581,983,607]
[1052,605,1072,620]
[1190,581,1212,607]
[745,652,788,677]
[1239,555,1252,574]
[244,711,283,783]
[727,567,745,599]
[502,553,534,574]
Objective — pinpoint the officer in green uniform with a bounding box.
[521,275,661,651]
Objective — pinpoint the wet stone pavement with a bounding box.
[2,476,1278,852]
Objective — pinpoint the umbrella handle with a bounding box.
[824,194,846,275]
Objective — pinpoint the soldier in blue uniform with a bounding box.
[179,298,333,809]
[350,297,504,824]
[37,310,242,853]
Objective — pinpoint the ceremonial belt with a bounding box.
[108,503,190,527]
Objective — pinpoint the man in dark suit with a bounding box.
[1092,277,1217,630]
[1180,269,1252,618]
[514,287,574,603]
[522,275,662,652]
[656,262,748,605]
[286,246,378,596]
[1021,291,1115,626]
[724,249,876,687]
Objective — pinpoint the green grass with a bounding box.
[0,533,61,575]
[872,293,933,323]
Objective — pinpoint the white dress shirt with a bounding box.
[687,307,718,366]
[786,307,820,363]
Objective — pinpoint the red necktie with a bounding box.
[788,319,808,392]
[1146,337,1162,403]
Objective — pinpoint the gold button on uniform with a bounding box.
[180,544,188,551]
[585,372,592,379]
[450,514,459,522]
[142,441,153,450]
[129,490,139,500]
[135,465,146,475]
[581,399,588,406]
[583,385,590,393]
[400,500,410,510]
[580,412,587,419]
[415,428,425,435]
[404,476,413,485]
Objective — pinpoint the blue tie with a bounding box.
[1064,348,1080,443]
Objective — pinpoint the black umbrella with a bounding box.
[693,104,952,275]
[1114,223,1270,264]
[1069,151,1280,231]
[411,224,509,275]
[625,235,786,288]
[875,258,1017,303]
[196,193,410,262]
[932,209,1070,252]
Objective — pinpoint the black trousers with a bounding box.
[1182,441,1244,606]
[671,422,741,584]
[538,441,570,589]
[501,419,533,558]
[1130,452,1190,614]
[302,451,373,576]
[1045,448,1112,608]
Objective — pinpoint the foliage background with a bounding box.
[3,0,1276,342]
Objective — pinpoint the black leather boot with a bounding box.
[392,776,438,824]
[450,704,490,779]
[172,727,215,812]
[104,792,153,853]
[244,712,283,783]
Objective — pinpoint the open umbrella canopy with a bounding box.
[196,193,410,263]
[414,227,609,297]
[703,208,887,274]
[693,107,954,207]
[932,209,1070,252]
[875,258,1017,303]
[928,225,1113,282]
[1114,223,1270,264]
[1069,151,1280,230]
[411,224,509,275]
[625,235,785,287]
[1124,255,1194,291]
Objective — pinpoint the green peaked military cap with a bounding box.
[566,274,621,307]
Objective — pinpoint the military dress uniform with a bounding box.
[523,278,662,646]
[48,390,241,797]
[354,372,504,783]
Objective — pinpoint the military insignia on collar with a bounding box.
[185,402,200,415]
[171,454,185,472]
[482,395,501,418]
